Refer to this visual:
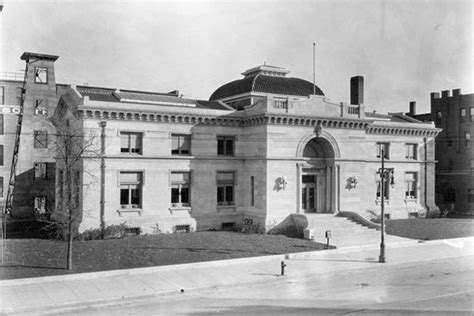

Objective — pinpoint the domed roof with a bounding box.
[209,65,324,101]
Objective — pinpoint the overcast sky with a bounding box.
[1,0,472,114]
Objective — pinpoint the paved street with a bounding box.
[49,243,473,315]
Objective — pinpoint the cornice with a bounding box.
[365,125,441,137]
[76,109,243,127]
[242,114,369,130]
[76,109,441,136]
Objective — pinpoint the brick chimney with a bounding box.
[350,76,364,105]
[409,101,416,116]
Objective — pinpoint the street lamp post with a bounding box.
[379,149,386,263]
[378,148,394,263]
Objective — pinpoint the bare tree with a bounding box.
[50,115,97,270]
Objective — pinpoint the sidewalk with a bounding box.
[1,237,473,314]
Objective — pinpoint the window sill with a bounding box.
[117,208,142,216]
[169,206,192,214]
[216,205,236,212]
[404,198,417,203]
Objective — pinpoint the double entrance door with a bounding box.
[301,173,326,213]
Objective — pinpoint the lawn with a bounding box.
[386,218,474,240]
[2,219,473,281]
[0,232,327,280]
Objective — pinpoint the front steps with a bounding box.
[304,213,412,248]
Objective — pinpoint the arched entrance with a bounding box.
[299,137,336,213]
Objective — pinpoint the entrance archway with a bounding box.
[299,137,336,213]
[303,138,335,159]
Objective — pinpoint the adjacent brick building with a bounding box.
[0,53,69,217]
[408,90,474,214]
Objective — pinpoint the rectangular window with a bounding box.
[461,108,466,120]
[120,132,142,154]
[217,136,234,156]
[170,171,191,206]
[34,162,47,180]
[468,189,474,203]
[16,87,22,106]
[376,143,389,159]
[466,132,471,147]
[250,176,255,207]
[470,108,474,122]
[435,111,442,126]
[34,67,48,84]
[217,172,235,206]
[34,99,48,116]
[0,176,3,198]
[404,172,417,199]
[34,130,48,148]
[0,114,3,135]
[405,144,417,160]
[120,171,142,209]
[376,172,389,200]
[0,145,3,166]
[171,134,191,155]
[174,225,190,233]
[0,86,4,105]
[34,196,47,214]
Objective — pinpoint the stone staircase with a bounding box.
[304,214,412,248]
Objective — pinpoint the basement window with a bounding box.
[221,222,236,231]
[174,225,190,233]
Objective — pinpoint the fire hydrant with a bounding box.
[281,260,287,276]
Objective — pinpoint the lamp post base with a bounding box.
[379,243,385,263]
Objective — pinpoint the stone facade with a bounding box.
[2,54,441,231]
[54,65,440,233]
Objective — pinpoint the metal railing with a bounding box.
[347,106,360,115]
[272,99,288,110]
[0,72,24,81]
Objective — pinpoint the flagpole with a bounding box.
[312,42,316,95]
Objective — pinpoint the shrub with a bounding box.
[239,217,265,234]
[152,223,162,234]
[366,209,381,223]
[426,209,441,219]
[39,221,68,240]
[78,223,139,240]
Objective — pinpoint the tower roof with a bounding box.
[20,52,59,62]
